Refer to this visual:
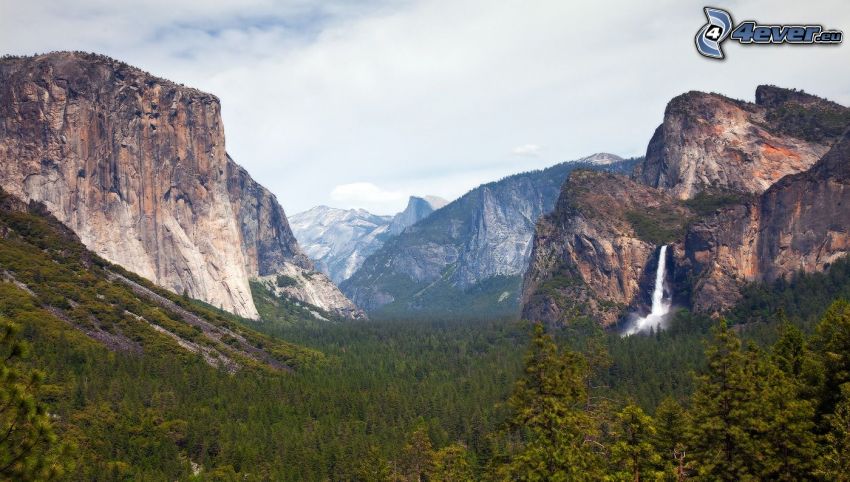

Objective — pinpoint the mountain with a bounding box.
[387,195,448,235]
[0,186,316,371]
[680,127,850,314]
[340,154,639,318]
[633,85,848,199]
[522,86,850,327]
[522,170,693,326]
[290,195,447,283]
[0,51,361,320]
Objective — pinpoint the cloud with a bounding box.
[329,182,408,214]
[1,0,849,215]
[512,144,543,157]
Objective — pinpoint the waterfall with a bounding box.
[625,245,670,335]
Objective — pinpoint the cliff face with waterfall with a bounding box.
[521,171,692,327]
[522,86,850,327]
[0,52,364,320]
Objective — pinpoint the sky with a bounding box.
[1,0,849,215]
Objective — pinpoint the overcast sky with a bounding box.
[2,0,848,214]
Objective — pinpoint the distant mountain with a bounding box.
[340,154,639,319]
[291,195,447,283]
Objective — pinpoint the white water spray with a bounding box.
[625,245,670,335]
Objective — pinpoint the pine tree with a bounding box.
[356,445,393,482]
[0,319,64,480]
[610,403,663,481]
[400,424,435,482]
[753,344,817,480]
[494,323,603,481]
[812,300,850,419]
[686,321,762,481]
[818,386,850,481]
[432,443,475,482]
[652,397,688,480]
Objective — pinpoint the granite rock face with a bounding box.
[290,196,446,284]
[634,86,848,200]
[521,171,693,326]
[522,87,850,327]
[0,52,358,320]
[682,128,850,314]
[341,154,639,317]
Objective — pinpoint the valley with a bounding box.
[0,50,849,480]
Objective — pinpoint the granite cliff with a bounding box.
[523,86,850,327]
[0,52,360,319]
[342,154,639,318]
[681,128,850,314]
[521,171,693,326]
[633,85,848,199]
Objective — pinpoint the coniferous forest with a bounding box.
[3,186,850,480]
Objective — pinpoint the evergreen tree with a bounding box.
[812,300,850,419]
[753,344,817,480]
[356,445,393,482]
[651,397,688,480]
[400,425,435,482]
[818,386,850,481]
[0,319,63,480]
[432,443,475,482]
[610,403,662,481]
[686,321,762,481]
[494,323,603,481]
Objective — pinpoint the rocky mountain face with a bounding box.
[521,171,693,326]
[290,195,446,284]
[388,195,448,235]
[633,86,848,200]
[522,86,850,328]
[0,52,360,320]
[681,128,850,314]
[341,154,639,318]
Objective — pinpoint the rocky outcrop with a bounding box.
[341,155,639,317]
[682,128,850,313]
[0,52,358,319]
[634,86,849,200]
[521,171,693,326]
[256,264,367,320]
[290,195,446,284]
[387,195,447,235]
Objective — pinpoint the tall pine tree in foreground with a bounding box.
[0,319,64,480]
[493,323,603,481]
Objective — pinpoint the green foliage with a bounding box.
[0,319,67,480]
[609,404,663,481]
[492,324,604,480]
[274,274,298,289]
[432,443,475,482]
[625,208,690,245]
[683,190,747,217]
[765,103,850,142]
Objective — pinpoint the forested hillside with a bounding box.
[6,175,850,479]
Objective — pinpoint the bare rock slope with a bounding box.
[634,85,848,199]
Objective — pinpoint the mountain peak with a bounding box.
[576,153,624,166]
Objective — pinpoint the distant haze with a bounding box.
[1,0,847,214]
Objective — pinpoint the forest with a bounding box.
[2,189,850,480]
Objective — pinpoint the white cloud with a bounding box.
[330,182,408,214]
[1,0,848,215]
[513,144,543,157]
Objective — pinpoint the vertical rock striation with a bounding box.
[0,52,359,319]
